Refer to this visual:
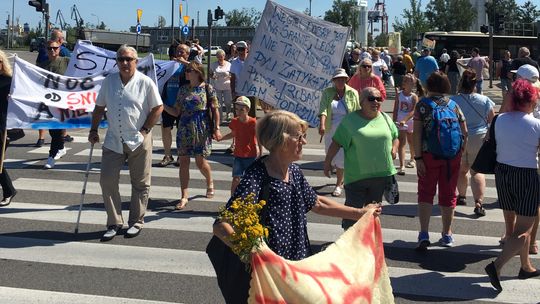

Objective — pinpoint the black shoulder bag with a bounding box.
[471,114,499,174]
[205,176,271,304]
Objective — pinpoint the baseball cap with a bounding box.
[515,64,539,84]
[332,68,349,80]
[236,41,248,48]
[234,96,251,109]
[227,41,234,46]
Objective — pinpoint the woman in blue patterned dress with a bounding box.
[163,61,221,210]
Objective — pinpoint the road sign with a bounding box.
[136,23,141,34]
[182,25,189,36]
[137,9,143,23]
[183,15,190,25]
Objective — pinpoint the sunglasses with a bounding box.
[237,47,246,52]
[290,132,307,141]
[361,65,372,68]
[47,47,59,51]
[367,96,383,102]
[117,57,136,62]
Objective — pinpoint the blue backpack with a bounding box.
[423,97,463,159]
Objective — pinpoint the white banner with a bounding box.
[7,55,153,129]
[236,1,350,126]
[65,41,181,93]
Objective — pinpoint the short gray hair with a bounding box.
[256,110,308,153]
[117,44,138,59]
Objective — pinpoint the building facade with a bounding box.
[129,25,256,51]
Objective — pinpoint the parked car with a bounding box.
[29,37,45,52]
[203,46,222,56]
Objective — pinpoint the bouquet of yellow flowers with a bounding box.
[218,193,269,265]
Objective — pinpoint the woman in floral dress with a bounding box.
[163,61,221,209]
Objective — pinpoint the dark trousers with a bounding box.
[48,129,64,158]
[0,168,15,198]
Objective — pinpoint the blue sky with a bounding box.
[4,0,529,33]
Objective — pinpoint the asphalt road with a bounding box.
[0,49,536,304]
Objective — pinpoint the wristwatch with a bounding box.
[141,126,152,134]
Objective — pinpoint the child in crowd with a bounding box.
[219,96,258,194]
[393,73,419,175]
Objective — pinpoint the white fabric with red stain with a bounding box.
[248,209,394,304]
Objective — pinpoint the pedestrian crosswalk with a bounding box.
[1,132,539,303]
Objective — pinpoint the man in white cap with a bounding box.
[501,64,540,112]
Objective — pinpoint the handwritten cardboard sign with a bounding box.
[236,1,350,126]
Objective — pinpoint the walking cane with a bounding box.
[74,142,95,234]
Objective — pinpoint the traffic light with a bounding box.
[480,25,489,34]
[494,13,505,32]
[214,6,224,20]
[28,0,47,12]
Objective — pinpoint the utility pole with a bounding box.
[10,0,15,48]
[171,0,174,43]
[6,14,10,49]
[488,1,495,89]
[207,6,224,82]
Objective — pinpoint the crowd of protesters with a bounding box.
[1,31,539,297]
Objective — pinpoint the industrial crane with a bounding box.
[54,10,70,30]
[70,5,85,39]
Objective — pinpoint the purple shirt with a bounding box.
[467,56,487,80]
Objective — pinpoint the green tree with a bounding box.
[393,0,431,48]
[485,0,519,33]
[518,1,540,23]
[374,33,389,47]
[157,16,166,28]
[425,0,477,31]
[97,21,107,30]
[323,0,359,38]
[225,8,261,27]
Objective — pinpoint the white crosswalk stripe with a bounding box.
[1,134,538,304]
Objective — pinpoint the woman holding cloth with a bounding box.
[485,79,540,291]
[318,68,360,197]
[0,50,17,206]
[452,69,495,215]
[324,87,398,230]
[163,61,221,210]
[212,110,381,303]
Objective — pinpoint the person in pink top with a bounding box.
[348,58,387,101]
[466,47,489,94]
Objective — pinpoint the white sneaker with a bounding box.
[54,148,67,160]
[44,157,55,169]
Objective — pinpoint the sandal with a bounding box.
[397,167,405,176]
[473,200,486,217]
[457,195,467,206]
[206,182,215,198]
[405,160,416,168]
[332,185,343,197]
[175,198,188,210]
[530,241,539,255]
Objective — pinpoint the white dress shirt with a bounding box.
[96,70,162,153]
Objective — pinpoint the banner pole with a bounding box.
[74,142,94,234]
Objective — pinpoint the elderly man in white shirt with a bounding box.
[89,44,163,242]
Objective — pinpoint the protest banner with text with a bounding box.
[236,1,350,126]
[7,55,155,129]
[65,41,180,92]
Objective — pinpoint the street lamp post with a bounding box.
[6,13,10,49]
[309,0,312,16]
[91,13,100,29]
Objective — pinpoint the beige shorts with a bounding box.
[462,132,486,168]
